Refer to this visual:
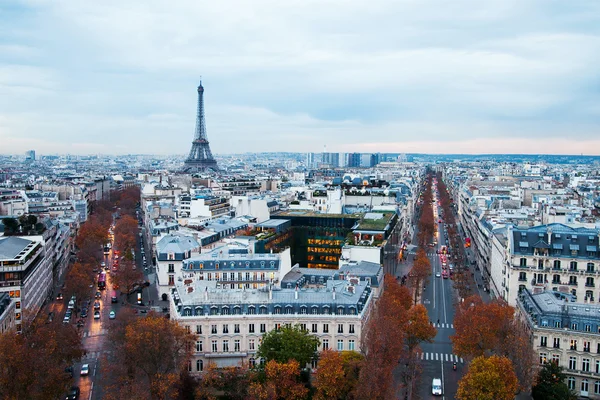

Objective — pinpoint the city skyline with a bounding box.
[1,1,600,156]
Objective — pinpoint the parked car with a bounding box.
[56,293,63,300]
[80,309,88,318]
[80,364,89,376]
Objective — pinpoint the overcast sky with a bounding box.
[1,0,600,156]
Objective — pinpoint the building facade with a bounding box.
[492,223,600,307]
[170,263,380,373]
[519,289,600,398]
[0,236,53,332]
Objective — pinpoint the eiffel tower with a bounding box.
[183,79,218,172]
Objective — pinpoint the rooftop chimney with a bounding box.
[295,284,299,300]
[204,286,208,301]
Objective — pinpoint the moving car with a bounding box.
[56,293,63,300]
[80,364,89,376]
[435,272,441,278]
[94,311,100,320]
[93,301,100,310]
[432,378,442,396]
[109,310,116,319]
[65,386,80,400]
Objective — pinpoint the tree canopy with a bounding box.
[532,362,577,400]
[456,355,519,400]
[257,325,320,368]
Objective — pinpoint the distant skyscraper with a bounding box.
[306,152,315,168]
[370,153,380,167]
[398,153,408,163]
[348,153,361,168]
[183,80,218,172]
[25,150,35,162]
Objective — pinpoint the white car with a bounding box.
[80,364,89,376]
[94,311,100,320]
[109,311,116,319]
[432,378,442,396]
[435,272,441,278]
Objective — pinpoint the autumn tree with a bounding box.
[195,364,250,400]
[248,360,308,400]
[113,214,138,256]
[405,304,437,353]
[457,355,519,400]
[112,257,144,294]
[102,313,194,400]
[354,275,412,400]
[532,361,577,400]
[408,248,431,304]
[257,325,320,368]
[451,296,515,359]
[451,295,535,391]
[313,350,364,400]
[65,262,95,303]
[0,320,83,400]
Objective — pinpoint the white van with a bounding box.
[432,378,442,396]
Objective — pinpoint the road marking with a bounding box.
[89,382,94,400]
[416,353,465,363]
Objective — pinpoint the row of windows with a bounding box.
[520,272,597,287]
[567,377,599,394]
[540,337,600,352]
[188,260,278,270]
[194,337,357,354]
[186,322,356,335]
[181,305,360,316]
[539,319,600,333]
[519,259,598,271]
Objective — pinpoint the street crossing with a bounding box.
[407,251,438,257]
[82,350,112,360]
[433,323,454,329]
[82,328,108,338]
[417,352,464,363]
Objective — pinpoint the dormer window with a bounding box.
[168,252,175,261]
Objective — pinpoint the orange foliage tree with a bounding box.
[0,320,83,400]
[102,313,194,400]
[408,248,431,304]
[314,350,365,400]
[248,360,309,400]
[457,355,519,400]
[354,275,413,400]
[451,295,535,391]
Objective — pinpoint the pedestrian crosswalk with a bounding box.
[407,251,437,257]
[417,352,464,363]
[434,323,454,329]
[82,328,108,338]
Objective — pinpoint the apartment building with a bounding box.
[519,289,600,398]
[170,262,380,373]
[492,223,600,307]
